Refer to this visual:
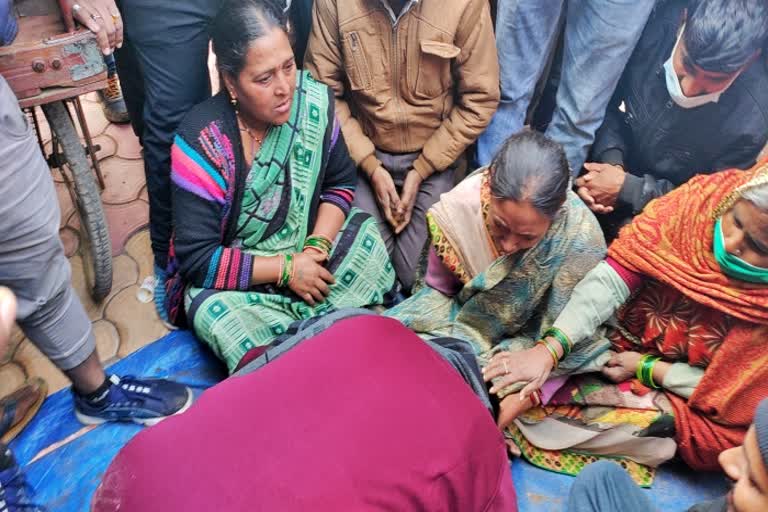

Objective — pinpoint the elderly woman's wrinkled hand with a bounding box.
[482,344,555,401]
[60,0,123,55]
[601,351,643,383]
[289,252,335,306]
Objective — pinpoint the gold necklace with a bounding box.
[238,117,271,147]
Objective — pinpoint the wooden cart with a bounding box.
[0,0,113,301]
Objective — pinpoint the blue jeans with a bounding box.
[115,0,221,268]
[477,0,655,175]
[568,461,653,512]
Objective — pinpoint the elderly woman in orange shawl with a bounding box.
[483,162,768,483]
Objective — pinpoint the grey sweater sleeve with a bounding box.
[553,261,630,345]
[662,362,704,399]
[553,262,705,398]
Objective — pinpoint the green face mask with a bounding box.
[713,218,768,284]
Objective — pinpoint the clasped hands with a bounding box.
[370,166,422,234]
[574,162,626,214]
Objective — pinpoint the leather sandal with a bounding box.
[0,377,47,443]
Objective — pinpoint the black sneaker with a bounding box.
[0,447,46,511]
[73,375,193,427]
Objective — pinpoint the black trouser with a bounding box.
[289,0,315,67]
[115,0,221,268]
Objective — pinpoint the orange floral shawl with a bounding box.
[608,164,768,470]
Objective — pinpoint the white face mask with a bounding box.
[663,25,736,109]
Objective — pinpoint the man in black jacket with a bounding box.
[576,0,768,240]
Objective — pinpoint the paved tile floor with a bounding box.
[0,93,168,397]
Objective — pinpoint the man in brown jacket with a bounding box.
[305,0,499,292]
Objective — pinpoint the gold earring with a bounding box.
[230,94,238,113]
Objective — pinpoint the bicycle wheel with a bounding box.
[42,100,113,302]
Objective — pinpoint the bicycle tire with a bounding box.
[42,101,113,302]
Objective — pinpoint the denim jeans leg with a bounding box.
[567,461,653,512]
[476,0,565,166]
[546,0,655,176]
[119,0,220,269]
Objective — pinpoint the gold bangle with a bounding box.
[537,339,559,368]
[276,255,284,286]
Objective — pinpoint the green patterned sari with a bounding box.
[188,73,395,372]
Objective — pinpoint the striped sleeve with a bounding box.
[171,134,255,291]
[319,116,357,217]
[171,135,227,203]
[320,187,354,215]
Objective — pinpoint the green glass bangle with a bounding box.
[645,357,662,389]
[637,355,661,389]
[305,235,332,250]
[305,238,331,249]
[543,327,572,358]
[279,253,293,287]
[636,355,647,382]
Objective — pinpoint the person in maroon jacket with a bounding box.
[92,314,518,511]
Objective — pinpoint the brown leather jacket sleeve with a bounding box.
[412,0,500,179]
[305,0,382,178]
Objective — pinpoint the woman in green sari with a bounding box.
[168,0,395,373]
[387,131,608,426]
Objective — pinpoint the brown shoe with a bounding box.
[0,377,47,443]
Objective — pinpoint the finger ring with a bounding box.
[503,361,509,374]
[91,13,103,21]
[111,14,120,22]
[72,3,81,11]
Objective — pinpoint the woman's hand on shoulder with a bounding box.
[289,252,335,306]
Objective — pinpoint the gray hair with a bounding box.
[742,181,768,213]
[489,130,569,219]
